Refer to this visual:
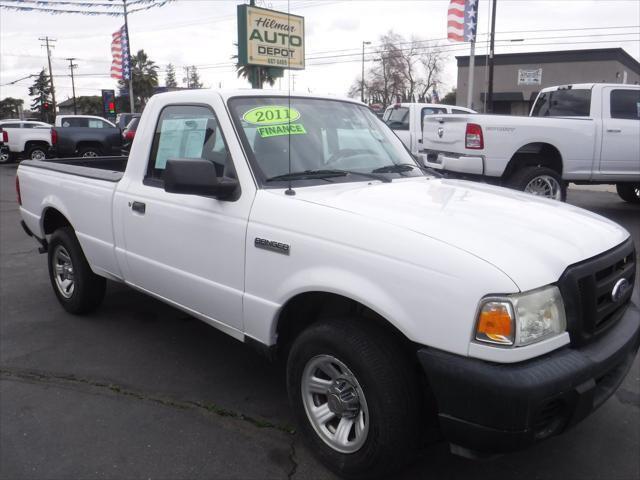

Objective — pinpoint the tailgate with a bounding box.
[422,115,470,152]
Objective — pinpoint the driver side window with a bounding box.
[147,105,229,184]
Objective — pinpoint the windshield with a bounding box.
[228,97,423,186]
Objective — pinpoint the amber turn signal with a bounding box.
[476,301,514,345]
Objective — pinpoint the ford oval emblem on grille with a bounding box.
[611,278,630,302]
[437,127,444,138]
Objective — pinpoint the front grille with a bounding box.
[558,238,636,346]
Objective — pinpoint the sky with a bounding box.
[1,0,639,108]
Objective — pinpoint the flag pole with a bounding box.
[123,0,135,113]
[466,39,475,109]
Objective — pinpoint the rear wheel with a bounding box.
[287,318,426,479]
[506,166,566,201]
[48,227,106,314]
[616,183,640,204]
[78,146,101,158]
[27,145,48,161]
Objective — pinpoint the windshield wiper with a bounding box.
[265,169,391,183]
[372,163,442,177]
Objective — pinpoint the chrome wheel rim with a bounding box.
[52,245,75,298]
[301,355,369,454]
[635,186,640,199]
[30,149,46,160]
[82,150,98,158]
[524,175,562,200]
[0,150,9,163]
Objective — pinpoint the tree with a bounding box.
[441,88,457,105]
[183,65,203,89]
[76,96,103,115]
[232,43,277,88]
[349,30,446,107]
[28,69,53,122]
[118,49,159,110]
[0,97,24,119]
[165,63,177,88]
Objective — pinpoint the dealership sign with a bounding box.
[518,68,542,85]
[237,5,305,70]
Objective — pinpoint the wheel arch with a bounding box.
[24,140,50,151]
[274,290,416,360]
[502,142,563,180]
[41,206,74,236]
[76,141,103,154]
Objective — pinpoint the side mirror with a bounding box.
[164,158,239,200]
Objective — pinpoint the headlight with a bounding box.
[475,285,566,347]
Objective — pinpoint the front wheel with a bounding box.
[506,166,566,201]
[616,183,640,204]
[287,318,426,479]
[48,227,106,314]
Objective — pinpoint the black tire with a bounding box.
[287,317,427,479]
[47,227,106,314]
[0,149,12,164]
[616,183,640,204]
[505,166,566,201]
[26,144,48,161]
[78,146,101,158]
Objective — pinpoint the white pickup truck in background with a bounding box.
[382,102,476,156]
[421,84,640,202]
[0,119,51,162]
[16,89,639,479]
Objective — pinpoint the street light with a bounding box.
[361,41,371,103]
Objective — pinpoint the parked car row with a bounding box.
[0,114,140,163]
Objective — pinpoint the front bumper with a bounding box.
[418,301,640,454]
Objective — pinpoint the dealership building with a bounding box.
[456,48,640,115]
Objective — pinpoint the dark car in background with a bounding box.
[51,116,123,158]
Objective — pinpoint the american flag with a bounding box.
[110,25,131,80]
[447,0,479,43]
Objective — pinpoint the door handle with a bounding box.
[606,129,622,133]
[130,201,146,214]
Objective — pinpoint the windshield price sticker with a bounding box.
[258,123,307,138]
[243,106,300,125]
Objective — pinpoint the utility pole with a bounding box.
[39,36,57,117]
[291,74,296,92]
[122,0,135,113]
[361,41,371,103]
[66,58,78,115]
[486,0,497,113]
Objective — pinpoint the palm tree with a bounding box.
[231,43,277,88]
[118,49,159,110]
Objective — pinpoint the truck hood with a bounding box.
[292,177,630,291]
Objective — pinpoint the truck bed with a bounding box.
[20,156,127,182]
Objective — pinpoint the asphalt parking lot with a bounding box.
[1,162,638,480]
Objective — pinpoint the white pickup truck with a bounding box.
[0,119,51,162]
[382,102,476,156]
[16,89,639,478]
[422,84,640,202]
